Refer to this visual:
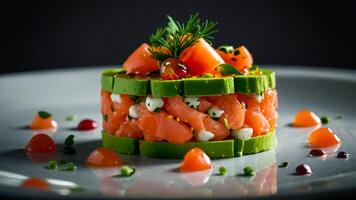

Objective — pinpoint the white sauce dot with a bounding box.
[195,130,215,141]
[111,94,122,103]
[145,96,164,112]
[231,128,253,140]
[129,104,140,119]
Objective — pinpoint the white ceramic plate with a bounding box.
[0,66,355,199]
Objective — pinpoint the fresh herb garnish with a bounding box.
[64,135,75,147]
[149,13,218,62]
[153,107,161,112]
[47,160,58,170]
[61,162,77,171]
[120,165,135,177]
[38,111,52,119]
[320,116,330,125]
[65,115,77,121]
[218,45,234,53]
[278,162,289,168]
[218,166,227,176]
[102,114,108,122]
[217,64,242,76]
[243,166,255,176]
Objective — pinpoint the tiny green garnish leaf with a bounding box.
[47,160,58,170]
[217,64,242,76]
[278,162,289,168]
[38,111,52,119]
[218,166,227,176]
[61,162,77,171]
[250,65,260,71]
[320,116,330,125]
[102,114,108,122]
[153,107,161,112]
[218,45,234,53]
[65,115,77,121]
[64,135,75,147]
[243,166,255,176]
[121,165,135,177]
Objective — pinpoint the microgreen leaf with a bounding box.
[217,64,242,76]
[218,45,234,53]
[38,111,52,119]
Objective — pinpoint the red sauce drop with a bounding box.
[25,134,56,153]
[21,178,50,190]
[77,119,98,131]
[337,151,349,159]
[308,149,326,157]
[295,164,312,175]
[86,147,124,167]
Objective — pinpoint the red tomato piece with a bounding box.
[179,38,224,76]
[123,43,159,76]
[25,134,56,153]
[77,119,98,131]
[179,148,213,172]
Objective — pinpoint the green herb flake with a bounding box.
[64,135,75,147]
[243,166,255,176]
[217,64,242,76]
[47,160,58,170]
[121,165,135,177]
[65,115,77,121]
[321,116,330,125]
[218,166,227,176]
[335,115,343,119]
[102,114,108,122]
[153,107,161,112]
[38,111,52,119]
[278,162,289,168]
[218,45,234,53]
[61,162,77,171]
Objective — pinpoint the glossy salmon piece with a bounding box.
[293,109,321,127]
[260,89,278,129]
[198,98,212,113]
[137,104,193,144]
[308,127,341,147]
[164,96,230,140]
[237,93,270,136]
[204,94,245,130]
[179,148,213,172]
[115,119,143,139]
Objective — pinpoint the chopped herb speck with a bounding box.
[48,160,58,170]
[218,45,234,53]
[321,116,330,124]
[38,111,52,119]
[64,135,75,147]
[243,166,255,176]
[153,107,161,112]
[65,115,77,121]
[218,166,227,176]
[102,114,108,122]
[61,162,77,171]
[278,162,289,168]
[121,165,135,177]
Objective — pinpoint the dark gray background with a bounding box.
[1,0,356,74]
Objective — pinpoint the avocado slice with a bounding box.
[183,77,235,96]
[234,129,276,156]
[139,140,235,159]
[151,79,183,97]
[101,69,124,92]
[234,69,276,94]
[101,131,139,155]
[104,68,276,96]
[113,76,150,96]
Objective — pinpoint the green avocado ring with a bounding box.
[101,68,276,96]
[102,129,276,159]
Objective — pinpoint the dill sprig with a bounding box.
[149,13,218,62]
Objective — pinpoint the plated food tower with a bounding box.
[100,14,278,159]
